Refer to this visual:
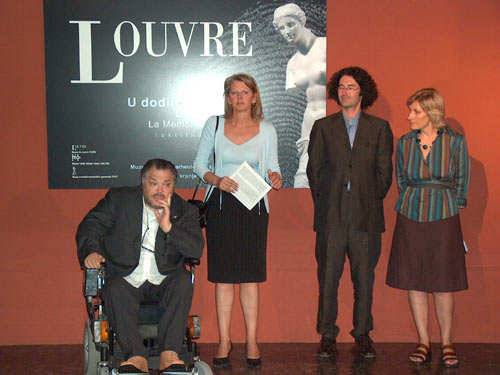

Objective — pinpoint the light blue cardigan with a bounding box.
[193,115,281,213]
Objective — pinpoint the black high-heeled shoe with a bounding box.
[213,342,233,368]
[244,344,262,370]
[246,357,262,370]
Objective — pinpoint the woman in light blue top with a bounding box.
[194,73,281,369]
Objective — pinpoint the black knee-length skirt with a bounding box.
[206,189,268,283]
[386,213,468,292]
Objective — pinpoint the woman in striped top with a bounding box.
[386,88,470,368]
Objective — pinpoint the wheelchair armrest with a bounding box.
[84,268,100,297]
[83,267,105,321]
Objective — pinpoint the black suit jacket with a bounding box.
[307,111,393,233]
[76,186,204,278]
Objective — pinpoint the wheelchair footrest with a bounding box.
[110,370,148,375]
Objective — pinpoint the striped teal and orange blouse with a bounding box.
[395,125,470,222]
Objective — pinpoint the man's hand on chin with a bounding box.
[154,192,173,233]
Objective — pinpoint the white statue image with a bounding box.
[274,3,326,188]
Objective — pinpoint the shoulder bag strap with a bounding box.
[191,116,219,200]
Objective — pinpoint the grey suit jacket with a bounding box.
[307,111,394,233]
[76,186,204,279]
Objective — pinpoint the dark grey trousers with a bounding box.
[315,195,382,340]
[103,270,193,360]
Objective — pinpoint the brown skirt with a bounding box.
[386,213,468,292]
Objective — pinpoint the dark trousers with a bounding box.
[315,195,382,339]
[103,270,194,360]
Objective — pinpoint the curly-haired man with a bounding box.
[307,67,393,359]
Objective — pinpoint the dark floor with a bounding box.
[1,343,499,375]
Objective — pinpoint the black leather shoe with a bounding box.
[246,357,262,370]
[317,337,337,358]
[213,342,233,368]
[355,334,376,358]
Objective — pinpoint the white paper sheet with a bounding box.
[230,161,271,210]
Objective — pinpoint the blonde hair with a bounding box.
[223,73,264,122]
[407,88,446,128]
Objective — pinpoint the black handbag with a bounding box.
[188,116,219,228]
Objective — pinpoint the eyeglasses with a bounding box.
[338,85,360,92]
[141,226,155,254]
[141,211,155,254]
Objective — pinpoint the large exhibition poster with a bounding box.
[44,0,326,188]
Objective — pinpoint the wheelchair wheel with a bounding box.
[84,320,99,375]
[193,360,213,375]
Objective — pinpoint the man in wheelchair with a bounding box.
[77,159,204,374]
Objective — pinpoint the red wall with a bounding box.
[1,0,499,345]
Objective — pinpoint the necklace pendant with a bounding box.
[422,145,428,150]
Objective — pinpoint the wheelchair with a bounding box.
[83,259,212,375]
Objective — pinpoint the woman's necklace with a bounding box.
[416,129,438,150]
[416,137,431,150]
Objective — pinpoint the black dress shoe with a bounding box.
[246,357,262,369]
[355,334,376,358]
[213,342,233,368]
[317,337,337,358]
